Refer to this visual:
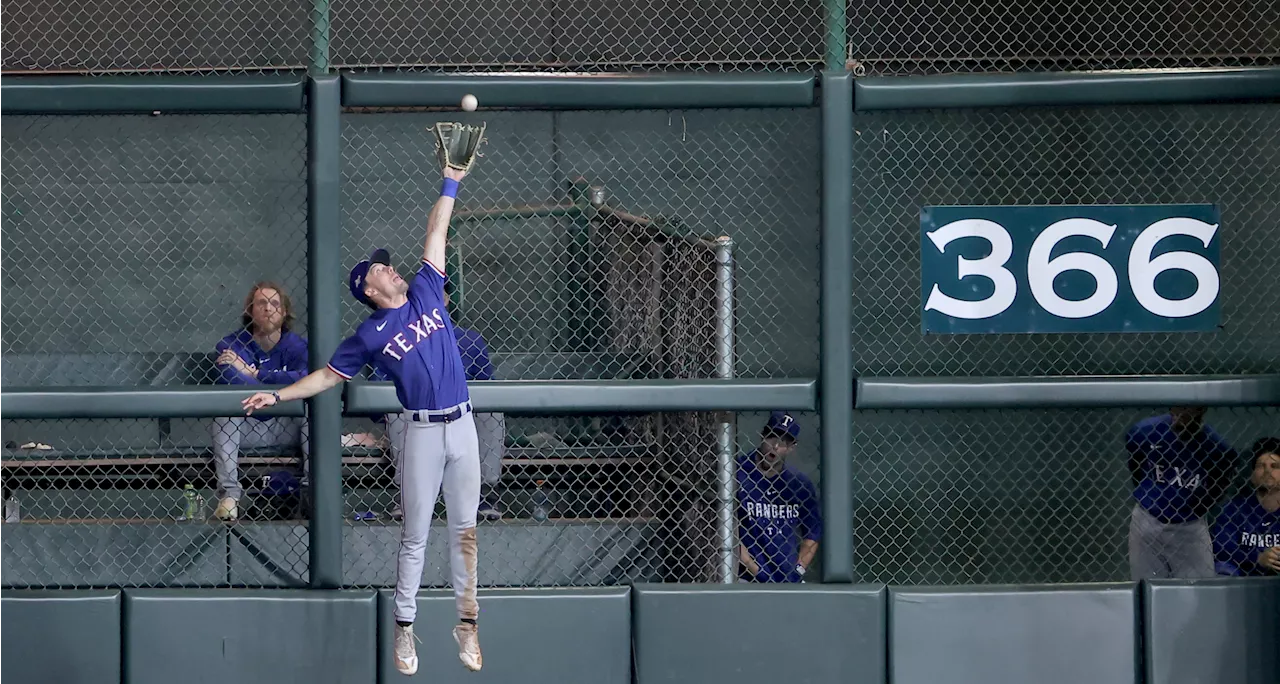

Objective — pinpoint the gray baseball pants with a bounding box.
[390,404,481,625]
[210,416,309,500]
[1128,503,1215,580]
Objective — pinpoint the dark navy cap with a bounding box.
[348,248,391,306]
[763,411,800,440]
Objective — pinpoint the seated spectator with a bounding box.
[736,411,821,583]
[380,282,506,521]
[209,282,309,521]
[1213,438,1280,576]
[1125,406,1235,580]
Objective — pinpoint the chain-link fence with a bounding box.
[330,0,826,72]
[341,109,821,380]
[8,0,1279,75]
[1,114,310,386]
[337,410,821,587]
[853,405,1279,586]
[0,0,311,74]
[0,417,311,587]
[2,0,827,74]
[1,113,310,587]
[848,0,1280,75]
[851,103,1280,377]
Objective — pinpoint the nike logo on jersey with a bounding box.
[376,322,387,331]
[381,308,448,361]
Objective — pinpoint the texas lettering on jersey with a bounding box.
[1150,463,1202,490]
[380,308,448,361]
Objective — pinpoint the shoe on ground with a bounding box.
[388,504,403,521]
[453,623,482,671]
[394,623,419,676]
[215,497,239,521]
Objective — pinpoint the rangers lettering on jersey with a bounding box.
[1212,492,1280,577]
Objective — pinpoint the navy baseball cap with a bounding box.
[349,248,391,306]
[763,411,800,440]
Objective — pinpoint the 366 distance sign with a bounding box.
[920,204,1221,334]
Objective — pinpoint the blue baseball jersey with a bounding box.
[327,260,469,411]
[1212,494,1280,576]
[214,329,309,422]
[371,323,493,383]
[1125,414,1235,524]
[735,452,822,583]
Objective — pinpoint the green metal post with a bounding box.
[825,0,847,70]
[307,75,343,588]
[820,72,854,583]
[310,0,331,75]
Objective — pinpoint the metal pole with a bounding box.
[820,73,855,583]
[310,0,331,75]
[825,0,847,71]
[306,75,343,588]
[714,236,737,583]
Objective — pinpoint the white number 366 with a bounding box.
[924,217,1220,320]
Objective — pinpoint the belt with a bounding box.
[405,400,471,424]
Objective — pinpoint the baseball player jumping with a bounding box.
[241,124,489,676]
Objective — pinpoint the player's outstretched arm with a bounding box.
[422,166,467,276]
[242,367,345,415]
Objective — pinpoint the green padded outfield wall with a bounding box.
[890,584,1139,684]
[2,590,122,684]
[1145,578,1280,684]
[123,589,376,684]
[631,584,887,684]
[378,588,631,684]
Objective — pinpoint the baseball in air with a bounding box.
[461,94,478,112]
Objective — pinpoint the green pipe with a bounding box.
[820,72,854,583]
[825,0,847,70]
[452,204,580,222]
[306,75,342,588]
[310,0,331,75]
[344,378,819,414]
[855,374,1280,410]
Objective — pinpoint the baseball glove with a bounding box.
[433,122,486,173]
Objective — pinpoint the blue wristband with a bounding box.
[441,178,460,198]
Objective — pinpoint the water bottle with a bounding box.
[181,484,198,521]
[531,480,550,522]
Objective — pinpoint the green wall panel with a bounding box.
[124,589,376,684]
[889,584,1138,684]
[633,584,887,684]
[377,587,631,684]
[1145,578,1280,684]
[2,590,121,684]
